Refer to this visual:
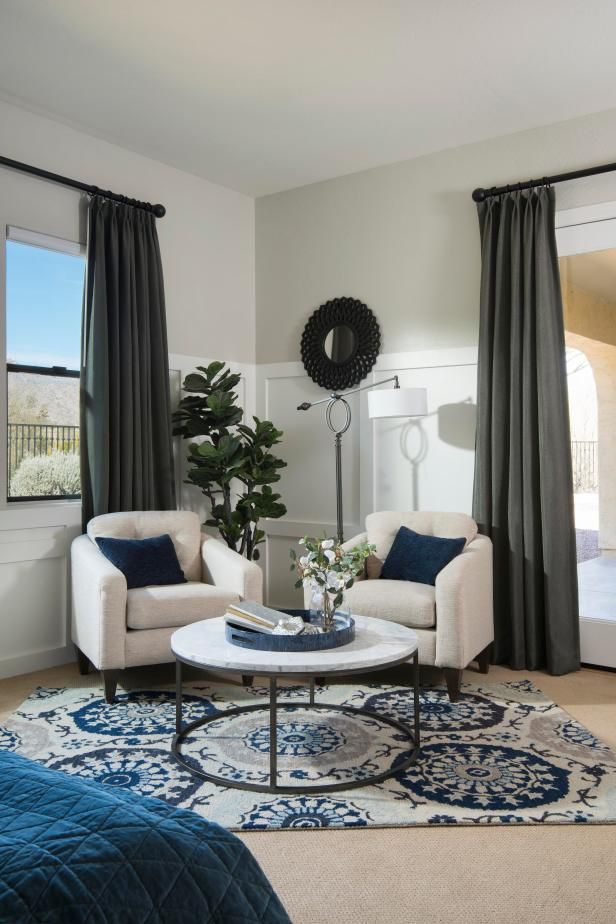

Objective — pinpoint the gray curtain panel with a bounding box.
[80,197,176,527]
[473,187,580,674]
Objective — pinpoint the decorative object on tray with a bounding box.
[290,535,374,630]
[224,600,356,652]
[308,586,351,627]
[172,361,287,560]
[272,614,306,636]
[300,296,381,390]
[225,610,356,652]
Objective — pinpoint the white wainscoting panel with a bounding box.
[257,349,477,607]
[257,362,363,607]
[264,371,360,526]
[0,508,81,678]
[366,356,478,515]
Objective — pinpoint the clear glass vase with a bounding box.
[309,586,349,632]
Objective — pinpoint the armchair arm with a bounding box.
[303,532,368,608]
[434,534,494,670]
[71,534,128,670]
[341,532,368,552]
[201,534,263,602]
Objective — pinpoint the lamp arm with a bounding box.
[297,375,399,410]
[295,375,401,543]
[340,374,399,399]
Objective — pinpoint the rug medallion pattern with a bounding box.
[2,680,615,830]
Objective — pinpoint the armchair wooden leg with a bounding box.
[102,671,120,704]
[476,644,491,674]
[444,668,463,702]
[75,646,90,676]
[242,675,254,687]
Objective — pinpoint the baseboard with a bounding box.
[581,661,616,674]
[0,645,75,680]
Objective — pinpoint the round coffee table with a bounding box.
[171,613,420,794]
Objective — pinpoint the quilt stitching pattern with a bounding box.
[0,751,290,923]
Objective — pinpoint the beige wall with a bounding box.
[0,98,255,363]
[561,262,616,349]
[561,273,616,552]
[256,106,616,364]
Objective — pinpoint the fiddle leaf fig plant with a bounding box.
[172,361,287,560]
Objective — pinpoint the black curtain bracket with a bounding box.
[472,157,616,203]
[0,153,166,217]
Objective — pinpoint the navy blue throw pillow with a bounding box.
[95,534,187,589]
[380,526,466,586]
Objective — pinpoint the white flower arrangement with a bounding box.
[290,535,375,618]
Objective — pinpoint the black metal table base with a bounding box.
[171,650,420,794]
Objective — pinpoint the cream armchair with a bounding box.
[71,511,262,703]
[307,511,493,701]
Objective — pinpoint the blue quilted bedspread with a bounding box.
[0,751,291,923]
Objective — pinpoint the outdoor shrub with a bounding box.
[10,450,80,497]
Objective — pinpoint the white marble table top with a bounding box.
[170,614,418,675]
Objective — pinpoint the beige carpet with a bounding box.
[2,661,616,923]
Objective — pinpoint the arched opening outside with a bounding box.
[565,345,599,562]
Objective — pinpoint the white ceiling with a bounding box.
[3,0,616,197]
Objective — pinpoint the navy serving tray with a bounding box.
[225,609,355,652]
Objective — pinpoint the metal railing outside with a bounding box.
[6,428,599,497]
[8,422,80,496]
[571,440,598,492]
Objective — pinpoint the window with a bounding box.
[6,227,85,501]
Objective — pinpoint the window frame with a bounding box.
[5,227,84,504]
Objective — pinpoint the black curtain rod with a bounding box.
[0,153,166,217]
[472,158,616,203]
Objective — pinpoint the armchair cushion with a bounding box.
[366,510,477,562]
[126,582,240,630]
[96,534,186,589]
[380,526,466,586]
[345,578,436,628]
[88,511,202,581]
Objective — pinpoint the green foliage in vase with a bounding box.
[290,535,376,609]
[173,361,287,560]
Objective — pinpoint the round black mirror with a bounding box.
[301,297,381,390]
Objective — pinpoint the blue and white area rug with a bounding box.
[2,679,616,830]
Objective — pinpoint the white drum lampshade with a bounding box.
[368,387,428,419]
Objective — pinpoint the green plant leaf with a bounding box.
[183,372,209,392]
[205,360,226,379]
[174,361,287,560]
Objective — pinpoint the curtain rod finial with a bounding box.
[152,204,166,218]
[472,187,486,203]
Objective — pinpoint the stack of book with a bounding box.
[224,601,304,636]
[225,601,280,634]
